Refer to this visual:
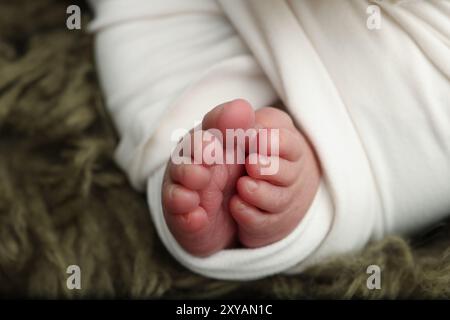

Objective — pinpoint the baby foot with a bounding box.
[229,107,321,248]
[162,99,255,256]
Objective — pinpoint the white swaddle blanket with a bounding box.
[88,0,450,280]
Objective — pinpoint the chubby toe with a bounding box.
[168,206,209,234]
[162,182,200,215]
[202,99,255,133]
[246,154,300,186]
[170,160,212,190]
[236,176,292,213]
[229,195,284,248]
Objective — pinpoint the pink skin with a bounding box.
[162,99,321,256]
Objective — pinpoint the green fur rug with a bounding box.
[1,0,449,299]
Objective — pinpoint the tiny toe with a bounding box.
[237,176,291,212]
[255,107,295,129]
[177,130,223,166]
[229,195,281,248]
[246,154,300,186]
[229,195,270,230]
[162,183,200,214]
[170,160,211,190]
[203,99,254,133]
[169,206,209,234]
[257,127,303,161]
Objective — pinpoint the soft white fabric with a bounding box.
[89,0,450,280]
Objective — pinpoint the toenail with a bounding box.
[258,155,270,166]
[245,179,258,192]
[169,185,177,199]
[237,200,247,211]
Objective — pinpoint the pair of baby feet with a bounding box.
[162,99,321,256]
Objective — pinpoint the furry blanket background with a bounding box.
[1,0,449,299]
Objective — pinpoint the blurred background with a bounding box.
[0,0,449,299]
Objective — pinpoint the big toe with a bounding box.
[202,99,255,133]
